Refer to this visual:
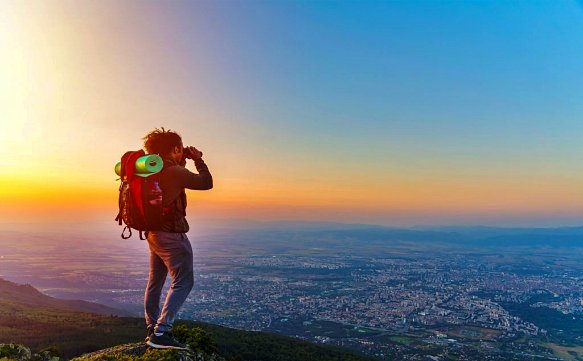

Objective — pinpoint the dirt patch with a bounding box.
[543,343,583,361]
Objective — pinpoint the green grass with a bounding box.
[388,336,416,345]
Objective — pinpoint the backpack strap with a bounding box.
[114,180,125,225]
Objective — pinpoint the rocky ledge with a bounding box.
[72,342,225,361]
[0,343,60,361]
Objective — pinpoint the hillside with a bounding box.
[0,278,131,317]
[0,280,374,361]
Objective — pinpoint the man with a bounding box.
[141,127,213,349]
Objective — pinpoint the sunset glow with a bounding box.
[1,1,582,228]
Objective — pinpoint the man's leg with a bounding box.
[144,248,168,329]
[148,232,194,334]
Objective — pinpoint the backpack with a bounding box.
[114,150,167,240]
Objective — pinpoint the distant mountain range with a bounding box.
[200,219,583,235]
[0,278,132,316]
[229,223,583,248]
[306,225,583,247]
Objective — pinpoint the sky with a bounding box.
[1,0,582,229]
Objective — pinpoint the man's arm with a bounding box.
[177,158,213,190]
[177,146,212,190]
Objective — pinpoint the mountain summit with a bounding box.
[72,342,224,361]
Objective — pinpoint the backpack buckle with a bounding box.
[121,226,132,239]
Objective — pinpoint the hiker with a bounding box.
[141,128,213,349]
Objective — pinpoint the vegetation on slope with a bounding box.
[0,301,374,361]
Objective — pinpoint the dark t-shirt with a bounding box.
[157,157,212,233]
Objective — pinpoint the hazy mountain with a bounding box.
[0,278,132,316]
[236,224,583,247]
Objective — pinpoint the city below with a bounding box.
[1,224,582,360]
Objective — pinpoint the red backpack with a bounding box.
[114,150,166,240]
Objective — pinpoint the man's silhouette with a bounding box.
[141,128,213,349]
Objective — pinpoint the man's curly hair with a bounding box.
[143,127,183,156]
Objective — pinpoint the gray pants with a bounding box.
[144,231,194,333]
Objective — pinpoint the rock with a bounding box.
[72,343,149,360]
[0,344,61,361]
[71,342,225,361]
[0,344,32,361]
[33,350,61,361]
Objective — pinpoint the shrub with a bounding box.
[0,343,32,361]
[173,325,218,355]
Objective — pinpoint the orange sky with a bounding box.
[1,1,582,228]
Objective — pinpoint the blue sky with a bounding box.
[163,0,583,169]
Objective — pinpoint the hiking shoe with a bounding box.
[147,332,187,350]
[145,326,155,342]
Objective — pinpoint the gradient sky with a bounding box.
[1,0,582,228]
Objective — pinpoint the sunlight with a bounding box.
[0,3,31,161]
[0,2,65,171]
